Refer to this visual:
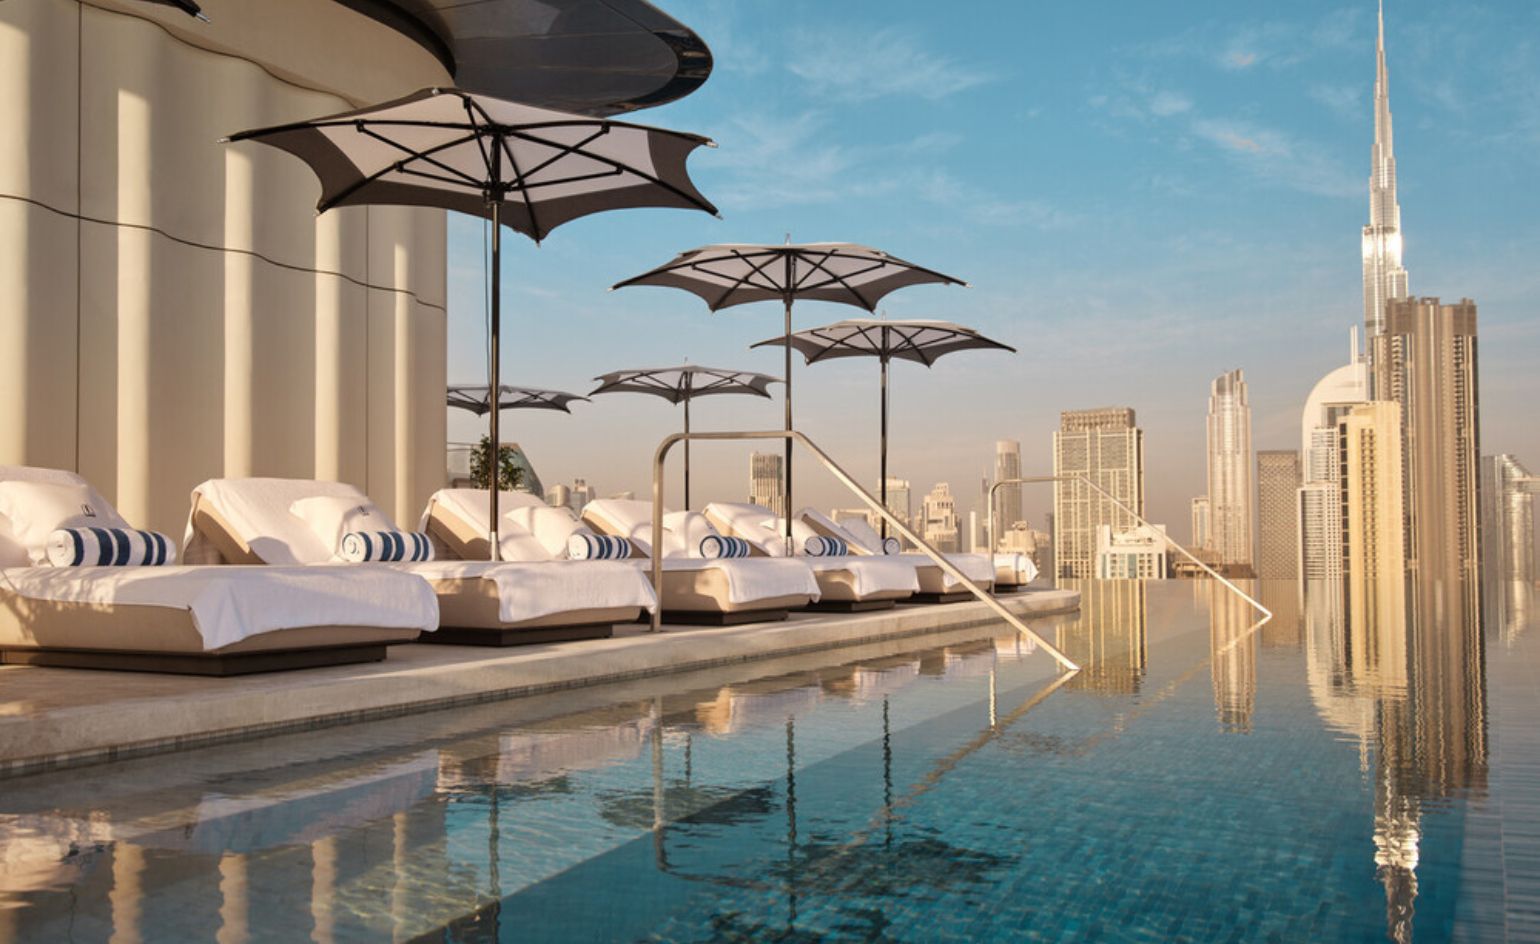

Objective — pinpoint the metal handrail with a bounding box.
[649,430,1079,672]
[988,475,1272,620]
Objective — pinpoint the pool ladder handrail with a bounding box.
[651,429,1080,672]
[988,475,1273,620]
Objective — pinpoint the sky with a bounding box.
[443,0,1540,536]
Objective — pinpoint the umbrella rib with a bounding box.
[500,126,609,185]
[321,128,489,211]
[797,253,882,310]
[502,126,716,217]
[496,134,544,239]
[357,125,485,189]
[709,249,783,310]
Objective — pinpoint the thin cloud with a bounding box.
[1309,82,1362,120]
[1189,118,1358,197]
[787,26,997,103]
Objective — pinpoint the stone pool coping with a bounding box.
[0,588,1078,778]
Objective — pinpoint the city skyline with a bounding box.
[441,0,1540,530]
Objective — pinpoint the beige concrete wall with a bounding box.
[0,0,450,536]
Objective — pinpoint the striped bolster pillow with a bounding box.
[46,527,177,567]
[804,535,849,557]
[339,530,433,563]
[882,537,902,555]
[699,534,752,559]
[567,533,632,560]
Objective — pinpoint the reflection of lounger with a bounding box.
[582,499,818,625]
[795,509,995,603]
[0,466,433,675]
[694,679,823,735]
[186,479,655,646]
[992,552,1039,591]
[703,502,918,612]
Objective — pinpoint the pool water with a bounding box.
[0,578,1534,942]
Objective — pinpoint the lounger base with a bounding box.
[0,643,390,677]
[994,584,1028,594]
[803,599,897,613]
[661,609,789,627]
[909,591,976,605]
[420,624,615,647]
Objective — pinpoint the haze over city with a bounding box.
[444,0,1540,532]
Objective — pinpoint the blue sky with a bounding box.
[444,0,1540,534]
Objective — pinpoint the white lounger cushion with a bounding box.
[794,507,993,589]
[994,552,1039,584]
[188,478,367,565]
[0,565,437,651]
[705,502,919,598]
[584,500,819,605]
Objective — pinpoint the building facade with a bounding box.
[1094,524,1168,579]
[1206,369,1253,573]
[1053,407,1144,579]
[748,452,785,518]
[1482,455,1537,584]
[1191,496,1210,550]
[921,482,960,553]
[883,477,911,531]
[1372,297,1481,620]
[993,439,1023,545]
[0,0,452,536]
[1339,402,1407,635]
[1297,336,1369,580]
[1255,450,1300,579]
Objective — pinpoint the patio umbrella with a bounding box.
[139,0,207,20]
[589,365,779,508]
[447,384,589,416]
[754,318,1014,537]
[613,244,965,541]
[227,87,716,560]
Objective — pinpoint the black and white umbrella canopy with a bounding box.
[753,318,1016,365]
[755,318,1015,539]
[590,365,779,507]
[589,365,780,404]
[225,87,718,243]
[612,243,965,311]
[447,384,589,416]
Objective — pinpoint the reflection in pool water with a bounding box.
[0,577,1531,942]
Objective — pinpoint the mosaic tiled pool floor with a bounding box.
[0,578,1534,942]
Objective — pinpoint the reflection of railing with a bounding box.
[651,430,1079,671]
[988,475,1272,620]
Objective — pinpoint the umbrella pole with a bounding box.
[683,395,691,510]
[782,285,794,548]
[880,354,889,540]
[487,201,502,562]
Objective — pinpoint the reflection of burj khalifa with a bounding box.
[1362,0,1410,374]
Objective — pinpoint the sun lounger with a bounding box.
[578,499,819,625]
[702,502,919,612]
[186,479,656,646]
[795,509,995,603]
[0,466,434,675]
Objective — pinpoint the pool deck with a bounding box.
[0,588,1078,778]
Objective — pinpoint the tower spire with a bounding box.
[1362,0,1409,381]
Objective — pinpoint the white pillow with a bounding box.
[290,495,396,555]
[496,520,554,562]
[0,511,26,567]
[664,511,720,559]
[789,518,823,555]
[507,504,591,560]
[0,480,130,564]
[838,518,886,555]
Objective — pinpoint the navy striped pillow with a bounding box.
[339,530,433,563]
[699,534,752,559]
[804,535,849,557]
[46,528,177,567]
[567,532,632,560]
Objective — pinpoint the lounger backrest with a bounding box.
[702,502,786,557]
[0,465,128,566]
[795,507,880,555]
[582,499,689,558]
[188,478,379,565]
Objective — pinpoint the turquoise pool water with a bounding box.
[0,578,1534,942]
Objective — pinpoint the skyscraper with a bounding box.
[921,482,960,553]
[1190,496,1210,550]
[748,452,785,517]
[1339,402,1407,635]
[1482,454,1537,584]
[883,477,911,529]
[1206,369,1253,574]
[570,478,596,514]
[1362,0,1410,372]
[1053,408,1144,579]
[1255,450,1301,579]
[1297,332,1369,580]
[993,439,1023,546]
[1372,297,1481,619]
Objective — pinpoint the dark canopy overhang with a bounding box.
[331,0,712,116]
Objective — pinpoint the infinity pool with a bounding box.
[0,579,1533,942]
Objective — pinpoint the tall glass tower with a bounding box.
[1362,0,1410,389]
[1206,370,1254,573]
